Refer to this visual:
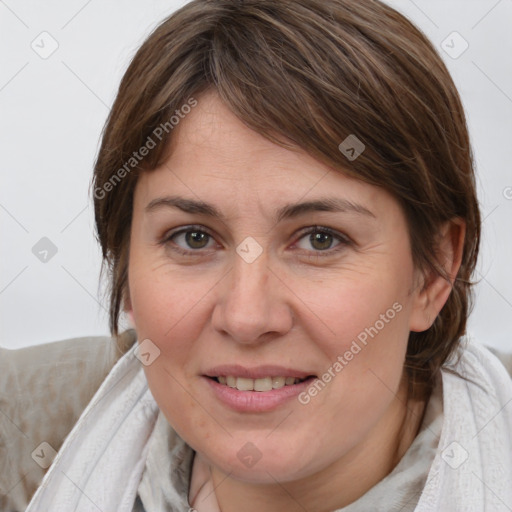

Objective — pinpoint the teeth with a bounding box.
[236,377,254,391]
[216,375,305,391]
[271,376,285,389]
[254,377,272,392]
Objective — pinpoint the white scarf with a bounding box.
[25,337,512,511]
[25,342,160,512]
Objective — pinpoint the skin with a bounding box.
[126,90,465,512]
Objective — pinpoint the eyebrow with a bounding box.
[145,195,376,222]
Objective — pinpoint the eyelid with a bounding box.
[294,225,351,244]
[165,224,215,238]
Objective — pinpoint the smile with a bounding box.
[203,370,317,412]
[213,375,308,391]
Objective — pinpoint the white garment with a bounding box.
[25,336,512,512]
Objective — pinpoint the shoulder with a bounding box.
[483,345,512,378]
[462,337,512,388]
[415,337,512,510]
[445,335,512,380]
[448,336,512,390]
[0,329,137,511]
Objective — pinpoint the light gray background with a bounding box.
[1,0,511,350]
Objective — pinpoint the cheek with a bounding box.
[128,265,215,440]
[128,257,213,346]
[292,259,413,415]
[142,359,216,450]
[292,261,412,359]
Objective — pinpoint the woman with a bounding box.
[2,0,512,510]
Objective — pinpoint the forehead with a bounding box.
[166,91,326,184]
[134,91,398,221]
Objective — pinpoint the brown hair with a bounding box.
[92,0,480,400]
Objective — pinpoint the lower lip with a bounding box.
[202,376,316,412]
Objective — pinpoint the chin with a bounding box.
[198,437,319,484]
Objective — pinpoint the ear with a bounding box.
[409,218,466,332]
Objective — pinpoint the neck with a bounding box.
[210,375,427,512]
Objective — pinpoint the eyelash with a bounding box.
[160,224,351,258]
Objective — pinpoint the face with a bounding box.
[127,91,426,485]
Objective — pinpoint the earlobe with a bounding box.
[409,218,466,332]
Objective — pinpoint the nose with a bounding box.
[211,249,293,345]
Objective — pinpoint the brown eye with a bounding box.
[184,230,210,249]
[162,226,217,255]
[294,226,350,256]
[309,231,334,251]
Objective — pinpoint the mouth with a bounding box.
[202,364,317,411]
[207,375,314,392]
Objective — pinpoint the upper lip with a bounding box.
[204,365,315,379]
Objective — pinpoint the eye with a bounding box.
[294,226,350,255]
[162,225,217,255]
[161,224,351,258]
